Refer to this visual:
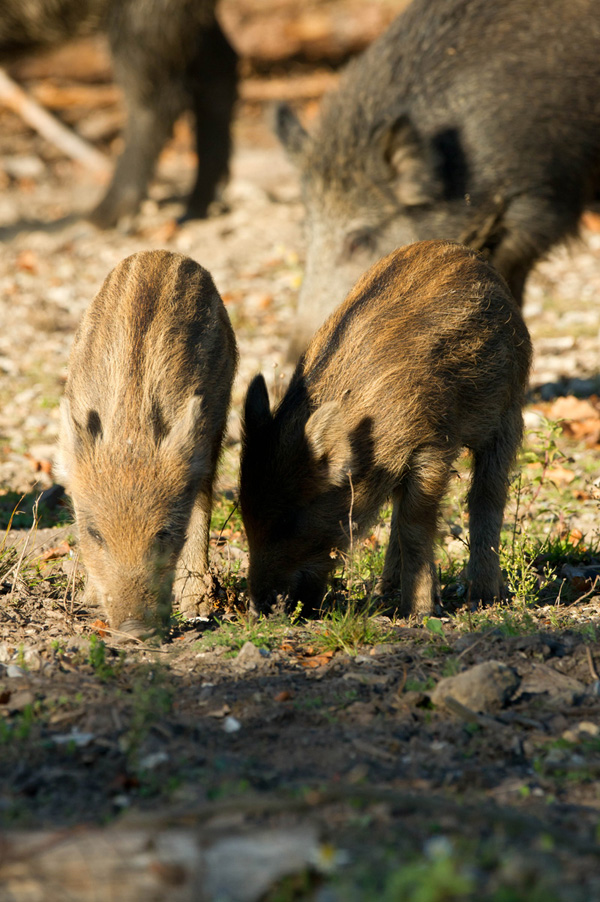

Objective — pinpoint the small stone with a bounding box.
[517,662,586,706]
[6,689,35,711]
[523,410,546,429]
[139,750,169,770]
[431,660,520,713]
[52,729,95,747]
[223,715,241,733]
[233,641,268,670]
[6,664,27,678]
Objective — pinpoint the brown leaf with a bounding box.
[274,690,292,702]
[545,465,576,486]
[549,395,599,423]
[301,652,335,669]
[41,541,72,561]
[91,619,109,638]
[16,249,38,272]
[24,451,53,475]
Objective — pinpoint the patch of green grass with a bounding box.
[404,677,436,693]
[194,612,288,656]
[123,664,173,761]
[85,635,124,681]
[381,843,475,901]
[311,599,392,656]
[0,702,40,744]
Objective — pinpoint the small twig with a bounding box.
[565,575,600,609]
[216,500,239,547]
[61,548,81,618]
[396,663,408,695]
[7,496,40,601]
[0,67,111,174]
[586,645,600,682]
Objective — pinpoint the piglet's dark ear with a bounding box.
[244,374,272,434]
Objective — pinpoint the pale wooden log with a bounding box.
[0,67,111,175]
[240,71,339,103]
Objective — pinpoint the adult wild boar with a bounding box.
[0,0,237,227]
[240,241,531,617]
[277,0,600,353]
[59,250,237,635]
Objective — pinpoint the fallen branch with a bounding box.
[0,67,111,175]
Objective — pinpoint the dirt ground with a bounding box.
[1,9,600,900]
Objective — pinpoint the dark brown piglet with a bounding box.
[240,240,531,617]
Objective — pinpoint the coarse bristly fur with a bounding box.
[59,250,237,634]
[276,0,600,354]
[240,240,532,618]
[0,0,237,227]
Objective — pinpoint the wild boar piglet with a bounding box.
[240,240,531,617]
[59,250,237,635]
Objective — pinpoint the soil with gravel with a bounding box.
[1,19,600,900]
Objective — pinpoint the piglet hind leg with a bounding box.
[173,487,218,619]
[467,420,522,606]
[380,453,452,618]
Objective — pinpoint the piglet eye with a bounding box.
[87,526,104,545]
[156,528,181,549]
[344,229,376,258]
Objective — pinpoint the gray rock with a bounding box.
[431,660,520,713]
[233,641,269,671]
[6,664,27,678]
[517,662,587,707]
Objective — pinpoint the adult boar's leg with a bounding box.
[90,95,176,228]
[184,20,238,220]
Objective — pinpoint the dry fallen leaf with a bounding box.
[42,541,72,561]
[549,395,599,423]
[91,619,109,638]
[16,249,38,272]
[301,651,335,669]
[274,690,292,702]
[545,465,576,486]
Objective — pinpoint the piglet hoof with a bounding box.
[176,571,221,620]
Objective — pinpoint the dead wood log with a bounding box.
[0,68,111,175]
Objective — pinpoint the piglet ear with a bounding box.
[305,401,353,487]
[243,374,272,435]
[58,399,103,481]
[163,395,207,478]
